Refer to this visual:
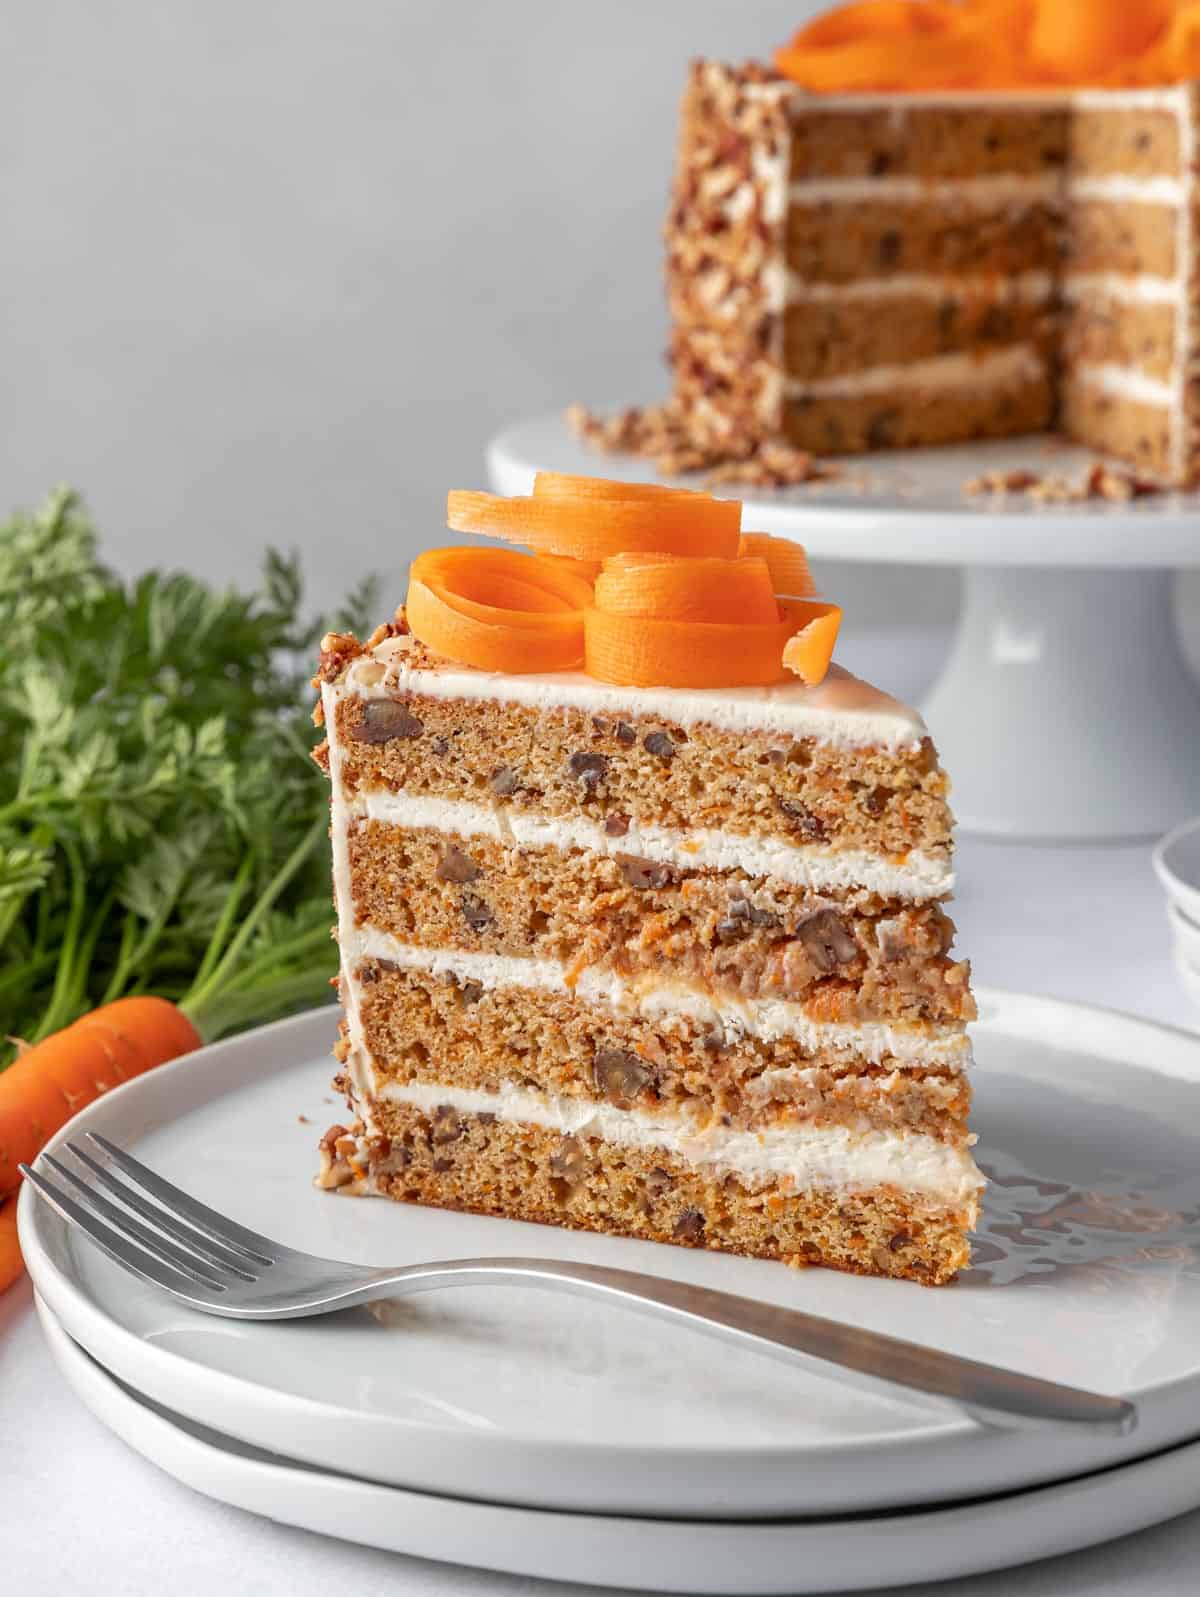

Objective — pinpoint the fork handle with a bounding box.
[358,1255,1134,1437]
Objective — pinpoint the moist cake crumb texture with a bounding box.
[314,623,983,1286]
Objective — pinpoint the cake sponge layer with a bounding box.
[322,1102,974,1286]
[326,691,952,863]
[783,378,1053,457]
[351,962,972,1142]
[345,823,973,1024]
[785,292,1052,383]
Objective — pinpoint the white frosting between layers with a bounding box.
[367,1074,983,1205]
[1069,175,1187,206]
[1071,362,1177,408]
[787,270,1054,304]
[1062,271,1179,305]
[785,344,1044,400]
[753,83,1183,114]
[354,645,929,753]
[353,789,953,901]
[788,173,1059,206]
[347,933,972,1069]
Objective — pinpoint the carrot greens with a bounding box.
[0,489,375,1066]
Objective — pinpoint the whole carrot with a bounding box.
[0,996,201,1212]
[0,1196,20,1294]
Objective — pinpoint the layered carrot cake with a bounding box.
[580,4,1200,484]
[313,476,981,1285]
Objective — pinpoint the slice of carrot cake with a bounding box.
[312,477,982,1284]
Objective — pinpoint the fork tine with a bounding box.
[84,1132,276,1265]
[63,1141,259,1278]
[20,1163,228,1294]
[40,1153,243,1288]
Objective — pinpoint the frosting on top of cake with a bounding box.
[353,634,929,752]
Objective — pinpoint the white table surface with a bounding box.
[5,627,1200,1597]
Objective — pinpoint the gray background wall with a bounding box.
[1,2,1194,644]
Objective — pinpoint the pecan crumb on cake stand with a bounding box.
[490,414,1200,840]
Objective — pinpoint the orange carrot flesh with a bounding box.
[0,996,201,1198]
[738,534,817,598]
[532,472,715,503]
[774,0,1185,91]
[594,555,779,625]
[446,490,743,560]
[0,1195,21,1295]
[422,481,839,689]
[407,547,592,674]
[782,604,845,685]
[585,607,795,688]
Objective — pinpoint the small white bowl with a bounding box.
[1153,816,1200,926]
[1169,901,1200,971]
[1175,949,1200,1009]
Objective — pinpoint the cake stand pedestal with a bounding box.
[488,415,1200,841]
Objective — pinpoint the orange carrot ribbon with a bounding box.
[774,0,1189,91]
[408,478,842,689]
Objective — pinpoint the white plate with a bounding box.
[488,413,1200,569]
[36,1297,1200,1596]
[20,993,1200,1520]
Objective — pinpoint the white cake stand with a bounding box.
[488,413,1200,841]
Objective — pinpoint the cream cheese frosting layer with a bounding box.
[1062,272,1179,306]
[785,345,1044,401]
[1069,176,1187,207]
[787,270,1054,303]
[364,1072,983,1205]
[352,789,953,901]
[347,933,972,1069]
[1072,362,1177,408]
[348,646,929,753]
[788,174,1060,206]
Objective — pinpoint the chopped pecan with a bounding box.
[672,1208,706,1242]
[777,799,826,840]
[796,909,857,972]
[348,700,424,743]
[437,846,481,884]
[461,894,494,932]
[313,631,363,686]
[593,1048,652,1107]
[616,854,675,891]
[568,751,609,789]
[643,731,677,761]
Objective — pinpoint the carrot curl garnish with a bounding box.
[407,476,842,687]
[406,547,593,674]
[775,0,1190,91]
[446,487,742,560]
[594,553,781,625]
[738,534,817,598]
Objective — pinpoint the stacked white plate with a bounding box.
[20,997,1200,1594]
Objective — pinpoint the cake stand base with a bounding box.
[924,567,1200,840]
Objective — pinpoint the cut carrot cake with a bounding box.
[312,476,981,1285]
[580,4,1200,485]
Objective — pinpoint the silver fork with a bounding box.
[23,1132,1136,1438]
